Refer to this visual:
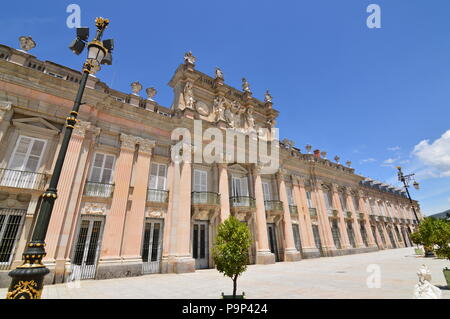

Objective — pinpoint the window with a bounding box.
[89,153,115,184]
[360,221,368,247]
[8,136,47,172]
[352,197,360,212]
[346,221,356,248]
[312,224,322,252]
[292,224,302,253]
[149,163,167,190]
[286,186,295,206]
[0,209,26,269]
[193,169,208,203]
[262,182,272,201]
[231,176,248,197]
[331,220,341,249]
[306,191,314,208]
[339,193,347,211]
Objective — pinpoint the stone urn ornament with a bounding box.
[334,155,340,164]
[19,36,36,52]
[146,87,157,101]
[131,81,143,96]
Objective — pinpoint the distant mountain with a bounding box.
[428,209,450,220]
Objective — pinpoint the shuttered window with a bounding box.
[286,186,295,206]
[193,169,207,192]
[8,136,46,172]
[231,176,248,197]
[149,163,167,190]
[262,182,272,201]
[89,153,115,184]
[306,191,314,208]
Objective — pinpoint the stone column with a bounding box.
[314,182,336,255]
[359,193,377,248]
[45,121,91,263]
[331,184,351,250]
[97,133,138,278]
[277,170,300,261]
[345,188,364,249]
[291,176,318,258]
[218,163,230,223]
[0,101,12,144]
[121,138,155,260]
[253,165,275,264]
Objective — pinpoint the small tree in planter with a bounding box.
[431,219,450,288]
[411,217,438,257]
[213,215,252,299]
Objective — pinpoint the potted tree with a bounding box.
[431,219,450,288]
[213,215,252,299]
[410,217,437,257]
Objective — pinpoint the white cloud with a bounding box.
[383,157,400,164]
[412,130,450,178]
[387,146,401,151]
[360,158,376,164]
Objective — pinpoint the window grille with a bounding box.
[0,209,26,270]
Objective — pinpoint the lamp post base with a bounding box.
[6,266,50,299]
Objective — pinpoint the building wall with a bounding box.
[0,45,422,287]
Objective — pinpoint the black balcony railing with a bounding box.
[191,192,220,205]
[84,181,114,198]
[264,200,283,211]
[289,205,298,215]
[230,196,256,208]
[0,168,47,190]
[147,189,169,203]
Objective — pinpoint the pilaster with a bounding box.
[277,170,300,262]
[121,138,155,260]
[253,164,275,264]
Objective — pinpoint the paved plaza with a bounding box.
[2,247,449,299]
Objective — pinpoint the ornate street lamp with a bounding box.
[6,17,113,299]
[396,166,420,224]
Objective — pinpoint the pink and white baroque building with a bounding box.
[0,44,421,286]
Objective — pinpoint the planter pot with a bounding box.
[424,248,436,257]
[221,292,245,299]
[443,268,450,289]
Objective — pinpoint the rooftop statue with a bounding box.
[184,51,196,65]
[264,90,273,103]
[215,67,224,80]
[242,78,251,93]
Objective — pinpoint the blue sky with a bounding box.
[1,1,449,215]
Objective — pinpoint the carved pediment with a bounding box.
[228,164,248,174]
[13,117,60,135]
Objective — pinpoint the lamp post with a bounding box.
[396,166,420,224]
[6,17,113,299]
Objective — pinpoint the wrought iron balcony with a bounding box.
[289,205,298,215]
[230,196,256,208]
[147,189,169,203]
[191,192,220,205]
[327,209,338,217]
[309,208,317,218]
[346,211,353,219]
[84,181,114,198]
[264,200,283,212]
[358,213,365,220]
[0,168,47,190]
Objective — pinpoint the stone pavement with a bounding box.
[1,247,449,299]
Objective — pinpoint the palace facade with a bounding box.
[0,44,421,287]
